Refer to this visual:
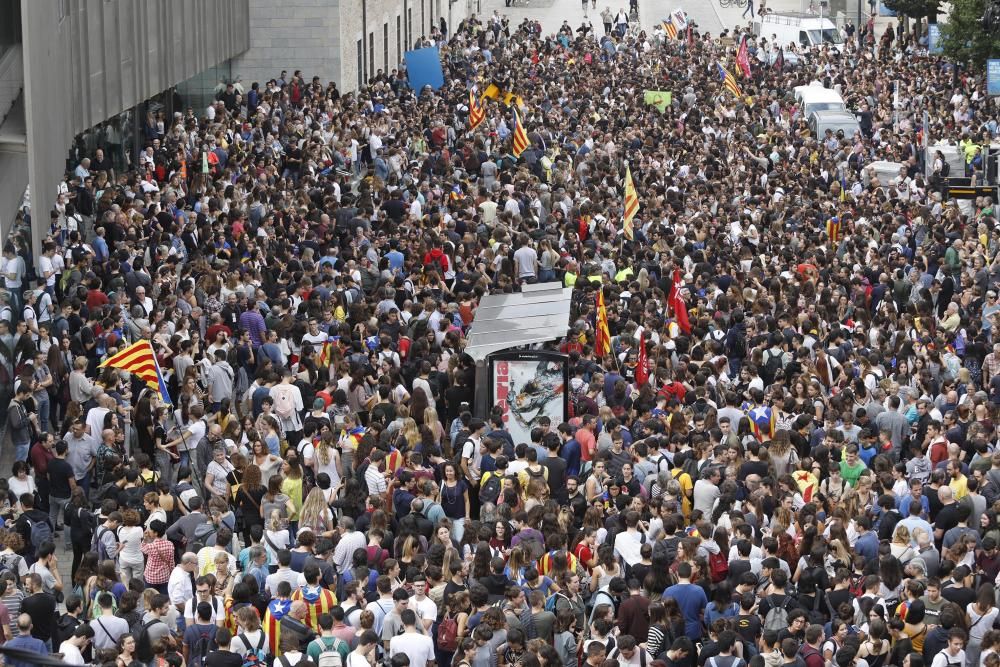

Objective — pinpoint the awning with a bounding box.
[464,284,574,361]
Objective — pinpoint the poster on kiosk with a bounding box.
[488,351,569,446]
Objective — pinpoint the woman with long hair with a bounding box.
[263,509,291,570]
[858,618,891,667]
[280,458,304,533]
[314,432,343,490]
[250,434,282,485]
[504,546,531,586]
[967,583,1000,667]
[298,487,335,539]
[589,544,622,593]
[440,462,471,543]
[237,464,266,548]
[439,589,471,667]
[88,560,126,618]
[116,633,138,667]
[67,486,95,580]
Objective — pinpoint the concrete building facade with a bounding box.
[231,0,466,93]
[0,0,250,255]
[0,0,473,257]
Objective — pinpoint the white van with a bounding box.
[794,84,847,118]
[809,110,861,138]
[753,13,844,51]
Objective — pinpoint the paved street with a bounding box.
[475,0,887,46]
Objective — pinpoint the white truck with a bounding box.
[753,12,844,51]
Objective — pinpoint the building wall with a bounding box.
[229,0,344,91]
[20,0,250,255]
[231,0,468,94]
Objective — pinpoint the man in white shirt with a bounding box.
[167,553,199,616]
[182,575,226,627]
[59,623,94,665]
[388,609,434,667]
[930,629,967,667]
[612,512,646,568]
[410,575,438,631]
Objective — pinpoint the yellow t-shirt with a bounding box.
[949,474,969,501]
[281,477,304,519]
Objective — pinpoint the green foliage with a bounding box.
[883,0,938,18]
[940,0,1000,69]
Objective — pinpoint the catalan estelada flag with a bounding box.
[827,217,842,245]
[717,62,742,97]
[263,598,291,656]
[469,90,486,131]
[748,404,775,441]
[595,290,611,357]
[99,339,171,404]
[623,164,639,241]
[662,18,678,39]
[512,107,529,157]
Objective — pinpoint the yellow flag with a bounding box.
[643,90,672,113]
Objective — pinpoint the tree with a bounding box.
[941,0,1000,70]
[883,0,940,34]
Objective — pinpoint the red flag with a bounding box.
[736,35,752,78]
[687,23,693,49]
[635,332,649,386]
[669,269,691,334]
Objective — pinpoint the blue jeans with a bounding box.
[35,396,49,435]
[13,442,29,462]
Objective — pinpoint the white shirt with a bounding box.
[389,631,435,667]
[931,649,965,667]
[59,640,86,665]
[411,595,438,630]
[167,565,194,606]
[183,595,225,624]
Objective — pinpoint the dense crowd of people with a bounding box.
[0,6,997,667]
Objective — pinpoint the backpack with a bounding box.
[437,612,460,652]
[239,632,269,667]
[313,637,345,667]
[763,595,791,632]
[193,521,218,546]
[136,618,164,662]
[728,331,747,358]
[518,533,546,562]
[708,550,730,583]
[848,573,865,598]
[761,349,784,385]
[191,626,215,667]
[479,473,502,505]
[0,554,24,586]
[26,518,52,555]
[545,592,569,612]
[53,613,81,650]
[273,386,296,420]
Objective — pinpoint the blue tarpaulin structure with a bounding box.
[405,47,445,91]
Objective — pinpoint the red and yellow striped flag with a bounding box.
[662,18,678,39]
[317,340,335,368]
[717,62,742,97]
[469,91,486,131]
[512,107,529,157]
[99,339,172,404]
[595,290,611,357]
[826,217,842,245]
[623,164,639,241]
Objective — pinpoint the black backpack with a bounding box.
[761,348,784,385]
[479,473,502,505]
[135,618,164,662]
[53,613,81,650]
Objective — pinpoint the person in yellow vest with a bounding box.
[564,261,578,287]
